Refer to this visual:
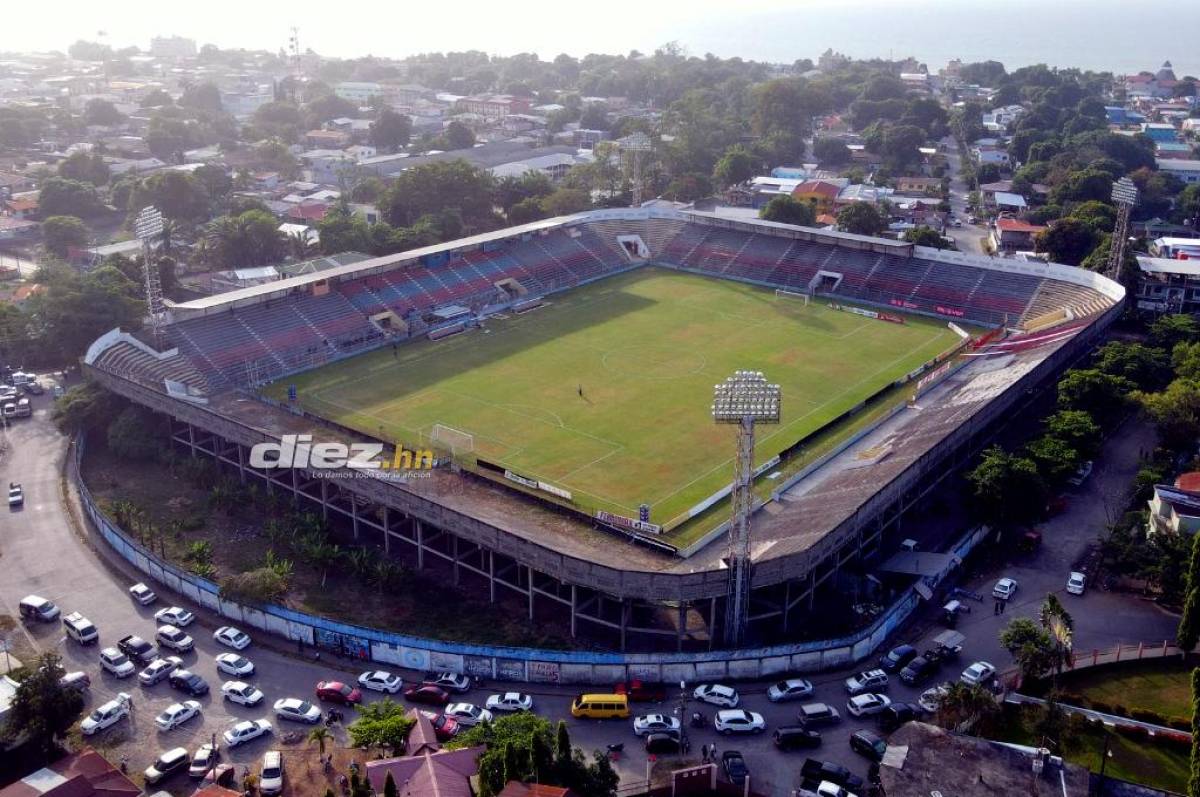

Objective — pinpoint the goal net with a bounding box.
[774,288,810,306]
[429,423,475,455]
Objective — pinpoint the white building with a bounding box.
[1157,159,1200,185]
[334,82,383,104]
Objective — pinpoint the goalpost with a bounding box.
[429,423,475,456]
[774,288,810,306]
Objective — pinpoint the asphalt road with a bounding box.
[0,384,1180,797]
[941,137,990,255]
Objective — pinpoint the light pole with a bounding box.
[1105,177,1138,283]
[712,371,781,647]
[134,206,165,348]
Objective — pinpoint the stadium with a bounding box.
[84,208,1124,652]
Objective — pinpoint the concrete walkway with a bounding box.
[1007,693,1187,737]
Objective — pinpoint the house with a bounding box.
[0,749,140,797]
[982,104,1024,132]
[1134,255,1200,314]
[4,195,39,219]
[278,222,318,246]
[836,183,893,206]
[1148,477,1200,536]
[1141,122,1179,143]
[1105,106,1146,126]
[299,150,355,184]
[973,146,1011,167]
[334,82,383,104]
[990,218,1045,253]
[490,153,583,182]
[455,94,531,119]
[1149,237,1200,258]
[1157,159,1200,185]
[792,180,844,214]
[1124,62,1179,100]
[304,129,353,149]
[0,171,35,199]
[366,709,483,797]
[351,203,382,225]
[0,216,38,241]
[894,176,941,194]
[497,784,580,797]
[993,191,1028,212]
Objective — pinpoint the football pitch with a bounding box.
[263,268,960,532]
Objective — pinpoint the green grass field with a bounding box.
[264,268,959,534]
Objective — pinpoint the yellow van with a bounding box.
[570,693,630,719]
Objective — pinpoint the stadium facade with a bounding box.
[84,209,1124,651]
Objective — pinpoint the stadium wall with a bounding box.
[74,431,999,679]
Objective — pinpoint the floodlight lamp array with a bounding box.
[712,370,781,423]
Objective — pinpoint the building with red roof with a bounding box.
[365,709,484,797]
[990,217,1047,253]
[0,750,139,797]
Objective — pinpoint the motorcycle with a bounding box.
[690,711,707,728]
[606,743,624,762]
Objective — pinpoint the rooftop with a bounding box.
[0,750,140,797]
[996,218,1045,233]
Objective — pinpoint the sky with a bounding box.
[1,0,1196,77]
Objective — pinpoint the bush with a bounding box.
[219,567,289,605]
[1089,700,1114,715]
[1059,691,1087,707]
[1130,707,1167,725]
[1115,723,1149,741]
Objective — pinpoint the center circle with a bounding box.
[601,345,707,379]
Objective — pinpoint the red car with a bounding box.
[316,681,363,705]
[404,684,451,706]
[424,711,460,741]
[615,680,667,702]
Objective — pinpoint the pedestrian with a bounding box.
[993,601,1000,615]
[1000,599,1006,614]
[700,743,708,763]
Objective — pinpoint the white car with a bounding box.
[918,683,952,714]
[633,713,681,737]
[214,626,251,650]
[844,669,889,695]
[846,693,892,718]
[222,680,265,707]
[713,709,766,735]
[155,606,196,627]
[156,624,194,652]
[992,578,1018,601]
[426,672,472,693]
[961,661,997,686]
[155,700,202,731]
[216,653,256,677]
[485,692,533,713]
[260,750,284,795]
[8,483,23,506]
[273,697,322,724]
[139,656,184,686]
[189,743,220,778]
[445,703,493,727]
[129,582,157,605]
[224,718,272,747]
[99,647,136,678]
[692,684,739,708]
[767,678,814,702]
[81,693,131,735]
[358,670,403,693]
[1067,572,1086,596]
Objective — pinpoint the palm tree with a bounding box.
[1039,594,1075,684]
[345,547,373,579]
[287,230,314,261]
[307,725,332,756]
[935,682,999,734]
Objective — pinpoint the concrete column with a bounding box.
[382,507,390,554]
[527,566,535,621]
[619,599,629,652]
[236,444,246,484]
[708,597,718,651]
[677,601,686,652]
[783,581,792,635]
[488,550,496,603]
[188,424,196,458]
[351,498,359,541]
[415,520,424,570]
[319,478,329,522]
[452,536,460,586]
[570,585,577,639]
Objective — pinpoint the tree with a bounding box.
[812,137,852,166]
[140,89,173,108]
[903,226,949,249]
[1139,378,1200,449]
[38,177,106,217]
[1035,218,1098,267]
[370,109,412,153]
[1057,368,1133,423]
[999,616,1057,681]
[1038,594,1074,684]
[129,171,211,222]
[179,82,223,114]
[68,40,113,61]
[382,160,496,232]
[880,124,926,170]
[107,405,161,460]
[41,215,89,259]
[1095,341,1170,390]
[83,98,124,127]
[58,151,109,186]
[579,104,609,130]
[966,445,1045,528]
[4,652,84,761]
[713,145,757,187]
[1178,534,1200,651]
[308,725,332,755]
[1025,434,1080,487]
[759,195,816,227]
[934,682,999,734]
[1151,314,1200,351]
[347,698,415,753]
[541,188,590,217]
[1192,669,1200,797]
[51,383,123,433]
[837,202,886,236]
[443,121,476,151]
[508,197,548,225]
[1044,410,1101,460]
[200,210,286,267]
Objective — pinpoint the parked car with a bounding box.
[992,578,1018,601]
[899,656,939,686]
[767,678,814,702]
[154,607,196,627]
[444,703,492,727]
[721,751,749,786]
[773,726,822,751]
[223,719,272,748]
[129,583,157,605]
[693,684,739,707]
[614,680,667,702]
[849,729,887,762]
[139,656,184,686]
[273,698,321,724]
[714,709,766,735]
[189,744,220,778]
[880,702,923,732]
[918,684,952,714]
[633,713,681,737]
[846,693,891,718]
[60,671,91,692]
[117,634,157,665]
[222,680,265,707]
[99,647,136,678]
[404,684,451,706]
[156,625,194,653]
[879,644,918,673]
[168,669,209,696]
[144,748,190,785]
[424,672,471,693]
[358,670,403,694]
[155,701,202,731]
[215,653,255,677]
[62,612,99,645]
[425,711,460,741]
[81,693,131,735]
[800,759,864,792]
[214,626,251,650]
[1067,571,1087,595]
[485,692,533,713]
[18,595,59,622]
[316,681,362,705]
[7,483,23,507]
[644,732,681,754]
[259,750,284,796]
[844,669,888,695]
[961,661,997,686]
[797,702,841,727]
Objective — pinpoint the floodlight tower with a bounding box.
[618,132,653,207]
[1106,176,1139,282]
[712,371,781,647]
[134,205,166,348]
